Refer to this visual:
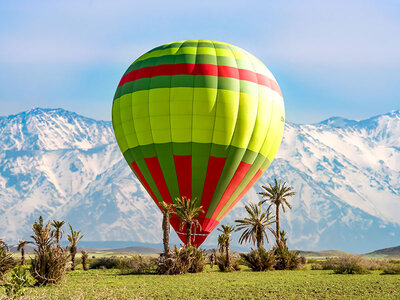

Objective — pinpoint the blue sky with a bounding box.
[1,0,399,123]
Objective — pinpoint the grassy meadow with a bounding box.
[1,260,400,299]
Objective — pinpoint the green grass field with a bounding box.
[2,264,399,299]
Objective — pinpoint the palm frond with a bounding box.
[235,203,275,248]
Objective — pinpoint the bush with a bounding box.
[273,244,301,270]
[90,256,122,269]
[311,263,323,270]
[30,245,69,284]
[188,247,206,273]
[388,259,400,264]
[332,256,370,274]
[119,255,157,274]
[300,256,308,265]
[382,263,400,275]
[240,247,275,271]
[0,248,16,281]
[29,217,69,285]
[4,265,32,298]
[321,257,338,270]
[314,256,382,274]
[216,253,241,272]
[362,258,385,271]
[81,250,89,271]
[157,245,205,275]
[307,258,319,264]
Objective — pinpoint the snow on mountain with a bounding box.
[0,108,399,253]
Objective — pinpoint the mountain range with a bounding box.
[0,108,399,253]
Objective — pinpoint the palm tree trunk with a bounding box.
[186,221,192,247]
[21,247,25,265]
[225,241,230,269]
[71,246,76,271]
[276,204,280,245]
[162,212,170,256]
[256,227,262,250]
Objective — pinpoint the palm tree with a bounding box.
[67,223,84,271]
[258,178,296,244]
[0,238,9,252]
[81,250,89,271]
[174,197,203,247]
[217,224,235,269]
[17,240,32,265]
[159,201,175,257]
[31,216,52,252]
[217,234,226,254]
[235,203,275,249]
[51,220,65,246]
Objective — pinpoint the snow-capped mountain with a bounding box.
[0,108,399,253]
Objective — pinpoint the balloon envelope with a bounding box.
[112,40,285,246]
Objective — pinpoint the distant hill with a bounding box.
[9,244,35,254]
[105,246,162,255]
[297,250,350,258]
[366,245,400,258]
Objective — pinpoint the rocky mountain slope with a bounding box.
[1,108,399,253]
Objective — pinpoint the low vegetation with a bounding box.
[80,250,88,271]
[3,265,31,298]
[67,223,84,271]
[382,263,400,275]
[90,256,123,269]
[30,217,69,285]
[0,240,16,281]
[240,247,275,271]
[273,231,301,270]
[2,179,399,299]
[157,245,205,275]
[215,254,241,272]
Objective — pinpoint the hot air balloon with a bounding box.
[112,40,285,246]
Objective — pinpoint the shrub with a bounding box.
[4,265,32,298]
[0,248,16,281]
[90,256,122,269]
[388,259,400,264]
[30,217,69,285]
[300,256,308,265]
[157,245,205,275]
[311,263,323,270]
[362,258,385,271]
[240,247,275,271]
[307,258,319,264]
[273,244,301,270]
[382,263,400,275]
[81,250,89,271]
[216,253,241,272]
[316,256,382,274]
[119,255,157,274]
[321,257,338,270]
[30,245,69,284]
[332,256,370,274]
[188,247,206,273]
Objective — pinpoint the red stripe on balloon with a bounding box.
[198,156,226,228]
[209,161,252,221]
[131,161,161,209]
[219,169,264,221]
[203,218,220,235]
[118,63,282,96]
[174,155,192,199]
[144,157,173,204]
